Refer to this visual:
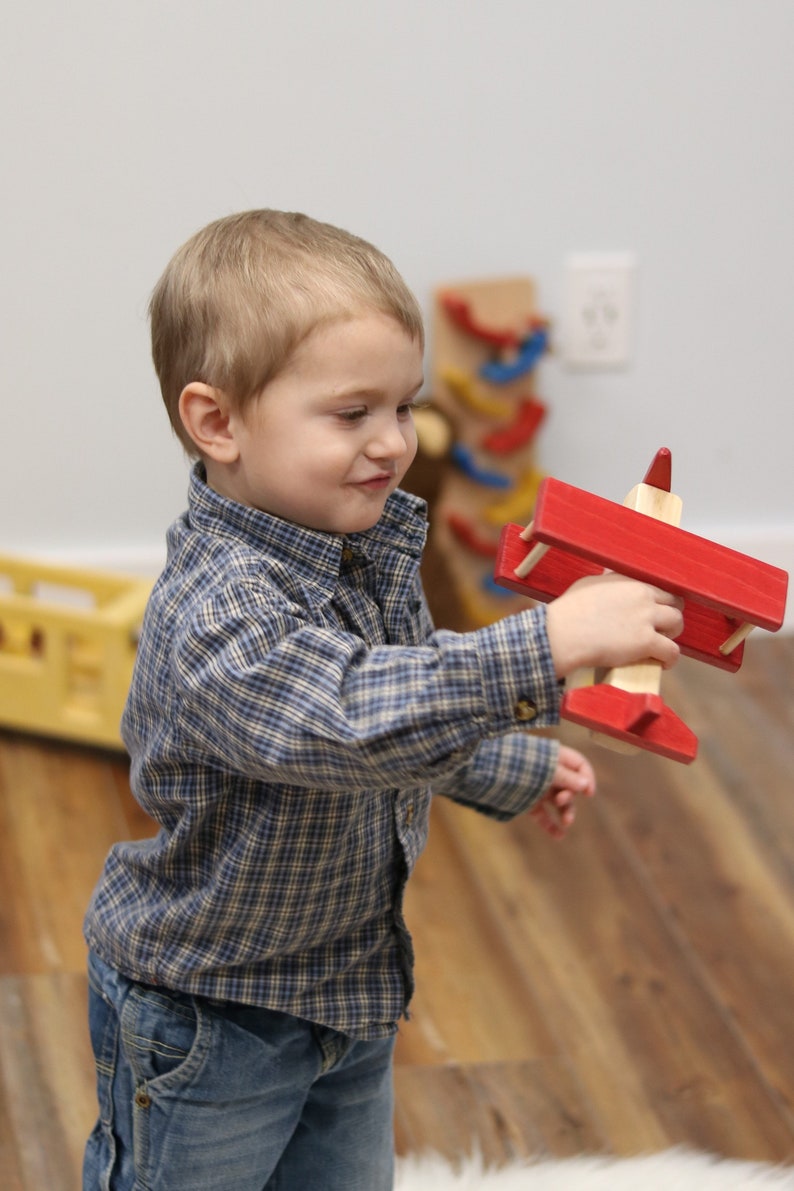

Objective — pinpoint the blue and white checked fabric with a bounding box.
[84,466,561,1039]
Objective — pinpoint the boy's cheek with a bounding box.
[400,436,420,478]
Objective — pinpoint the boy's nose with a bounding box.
[367,417,412,460]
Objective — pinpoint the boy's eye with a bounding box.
[399,398,428,419]
[336,397,426,424]
[400,396,429,415]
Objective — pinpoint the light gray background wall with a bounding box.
[2,1,792,623]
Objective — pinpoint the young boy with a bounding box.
[83,210,683,1191]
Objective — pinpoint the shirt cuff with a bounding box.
[468,603,561,733]
[436,731,560,821]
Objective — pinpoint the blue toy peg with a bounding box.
[480,327,549,385]
[451,443,513,489]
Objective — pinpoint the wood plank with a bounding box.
[395,802,563,1066]
[402,774,794,1159]
[678,640,794,894]
[588,648,794,1125]
[0,1088,26,1191]
[0,973,95,1191]
[394,1060,607,1164]
[0,735,151,1186]
[0,732,150,974]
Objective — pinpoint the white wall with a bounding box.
[2,1,792,622]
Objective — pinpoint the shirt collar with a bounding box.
[185,463,428,588]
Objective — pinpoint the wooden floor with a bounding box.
[1,630,793,1187]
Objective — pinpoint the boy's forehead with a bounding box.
[266,315,424,402]
[294,311,423,363]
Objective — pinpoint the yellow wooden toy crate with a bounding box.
[0,554,153,750]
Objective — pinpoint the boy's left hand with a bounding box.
[530,745,596,840]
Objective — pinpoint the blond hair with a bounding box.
[149,209,425,453]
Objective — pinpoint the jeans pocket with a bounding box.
[120,983,205,1087]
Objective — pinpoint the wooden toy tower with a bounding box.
[427,278,550,627]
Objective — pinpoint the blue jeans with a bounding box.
[83,952,396,1190]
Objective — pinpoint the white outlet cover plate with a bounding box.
[563,252,636,370]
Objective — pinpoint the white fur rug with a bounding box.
[394,1149,794,1188]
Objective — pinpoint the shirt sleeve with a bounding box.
[432,731,560,821]
[162,583,562,791]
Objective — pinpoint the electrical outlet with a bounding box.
[563,252,635,369]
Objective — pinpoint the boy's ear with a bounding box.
[178,383,240,462]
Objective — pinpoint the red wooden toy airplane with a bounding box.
[493,448,789,763]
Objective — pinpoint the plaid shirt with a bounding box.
[84,466,561,1039]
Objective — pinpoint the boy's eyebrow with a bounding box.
[402,377,426,399]
[324,377,425,403]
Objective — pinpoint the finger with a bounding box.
[553,766,595,797]
[556,747,597,795]
[649,587,685,610]
[531,803,565,840]
[557,803,575,829]
[540,794,575,834]
[655,605,684,637]
[657,636,681,670]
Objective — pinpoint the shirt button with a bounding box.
[341,547,354,563]
[514,699,538,723]
[134,1090,151,1109]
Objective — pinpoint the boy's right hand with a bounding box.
[545,572,684,679]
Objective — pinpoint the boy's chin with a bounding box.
[329,511,385,534]
[326,493,396,535]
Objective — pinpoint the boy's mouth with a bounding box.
[352,473,395,491]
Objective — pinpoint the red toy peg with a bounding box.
[642,446,672,491]
[480,398,547,454]
[446,512,499,558]
[440,292,527,348]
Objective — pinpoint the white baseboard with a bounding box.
[14,524,794,633]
